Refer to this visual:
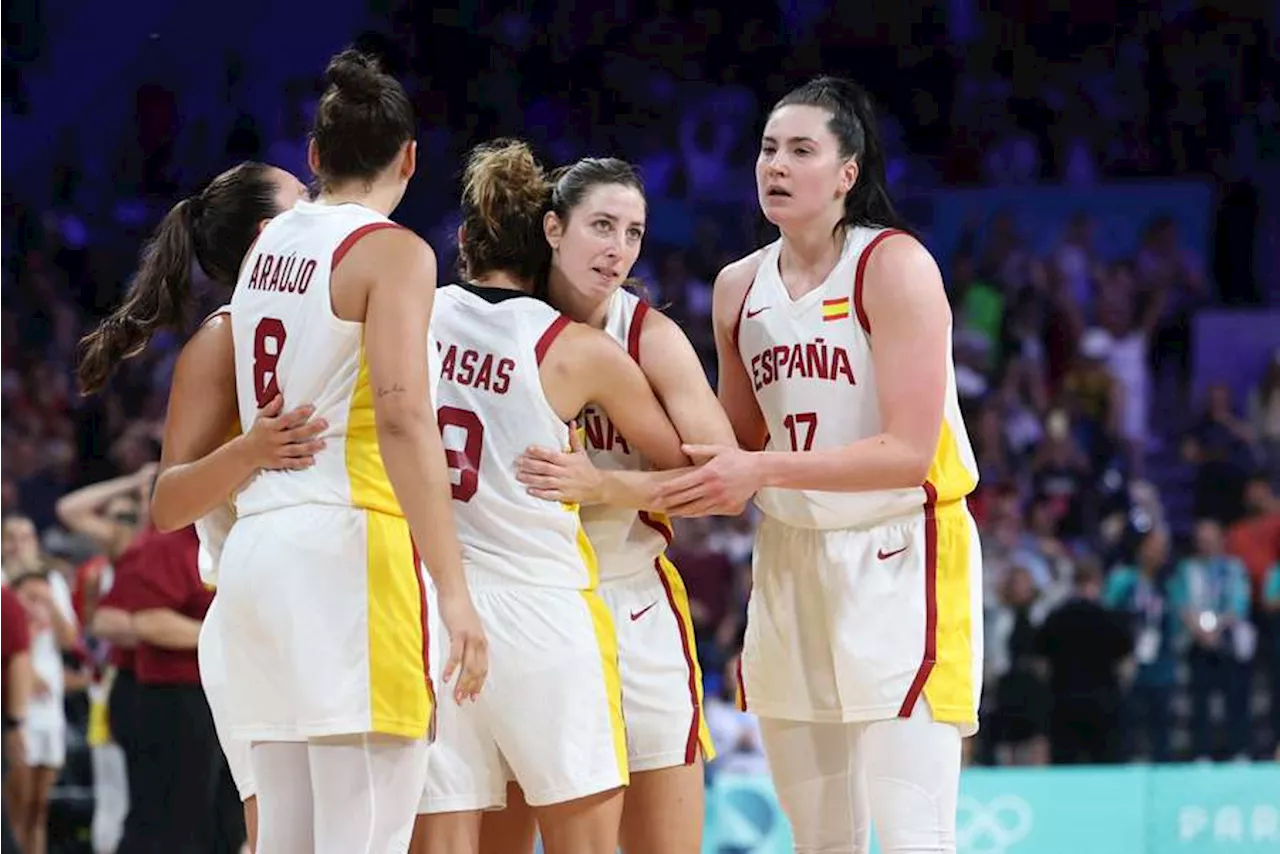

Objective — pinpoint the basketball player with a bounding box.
[412,139,688,854]
[499,157,733,854]
[77,159,320,851]
[215,49,486,854]
[653,78,983,853]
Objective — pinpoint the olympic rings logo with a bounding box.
[956,794,1034,854]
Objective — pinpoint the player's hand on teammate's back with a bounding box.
[513,422,603,504]
[439,590,488,704]
[244,394,328,471]
[654,444,756,517]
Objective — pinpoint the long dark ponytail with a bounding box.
[77,161,279,394]
[773,76,912,235]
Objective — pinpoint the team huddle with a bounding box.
[80,47,983,854]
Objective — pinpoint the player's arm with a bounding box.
[90,608,136,647]
[655,236,945,515]
[546,324,689,472]
[132,610,202,649]
[356,230,486,702]
[713,252,769,451]
[518,310,736,512]
[56,470,152,551]
[152,315,326,532]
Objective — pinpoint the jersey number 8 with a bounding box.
[253,317,287,408]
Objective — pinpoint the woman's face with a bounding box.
[756,104,855,228]
[545,182,647,307]
[104,496,141,549]
[1139,528,1169,568]
[1,517,40,566]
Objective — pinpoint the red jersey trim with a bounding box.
[852,229,906,335]
[535,315,572,366]
[627,300,650,362]
[332,222,405,270]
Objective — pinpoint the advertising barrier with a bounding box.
[695,763,1280,854]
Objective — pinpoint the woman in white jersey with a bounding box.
[214,49,486,854]
[411,140,688,854]
[654,77,984,854]
[77,159,321,851]
[494,157,735,854]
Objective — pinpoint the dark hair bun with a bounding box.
[324,49,385,101]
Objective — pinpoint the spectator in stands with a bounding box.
[90,539,145,854]
[984,566,1050,766]
[704,656,769,780]
[1095,262,1163,473]
[1261,553,1280,760]
[6,571,74,854]
[1061,329,1120,465]
[108,525,241,853]
[56,467,153,854]
[1029,410,1094,540]
[1170,519,1255,761]
[1183,384,1257,525]
[1,515,80,655]
[1137,215,1207,395]
[1227,477,1280,597]
[2,581,32,854]
[1037,563,1133,764]
[0,515,80,852]
[667,517,743,680]
[1104,526,1178,762]
[1249,353,1280,487]
[54,465,153,563]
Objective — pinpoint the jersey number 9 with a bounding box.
[437,406,484,502]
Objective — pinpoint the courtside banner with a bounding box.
[688,764,1280,854]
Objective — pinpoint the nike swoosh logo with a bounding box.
[630,602,658,621]
[877,546,908,560]
[745,306,770,319]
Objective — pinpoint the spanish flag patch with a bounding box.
[822,297,850,322]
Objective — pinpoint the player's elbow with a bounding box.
[374,399,435,446]
[149,494,184,534]
[902,451,933,487]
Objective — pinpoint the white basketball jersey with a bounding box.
[229,201,409,519]
[432,283,596,590]
[579,289,673,581]
[735,227,979,530]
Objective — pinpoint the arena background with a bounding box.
[3,1,1280,852]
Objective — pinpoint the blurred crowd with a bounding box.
[3,0,1280,850]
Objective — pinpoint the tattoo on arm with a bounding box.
[376,383,407,398]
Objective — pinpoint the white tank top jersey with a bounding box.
[431,283,597,590]
[578,288,673,581]
[228,201,411,520]
[734,226,979,530]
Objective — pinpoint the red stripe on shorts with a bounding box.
[653,558,702,765]
[897,480,938,718]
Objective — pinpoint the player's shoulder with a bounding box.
[178,307,234,368]
[714,246,771,293]
[339,221,436,275]
[635,302,692,356]
[547,318,628,375]
[857,228,945,321]
[859,228,935,282]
